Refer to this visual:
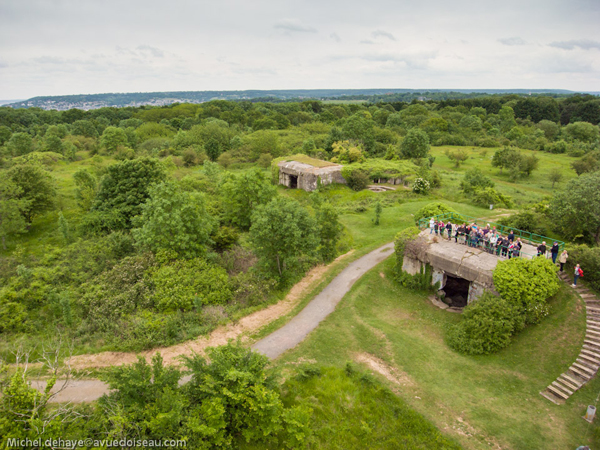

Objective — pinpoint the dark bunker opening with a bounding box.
[443,275,470,307]
[289,175,298,189]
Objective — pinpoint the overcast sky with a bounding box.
[1,0,599,99]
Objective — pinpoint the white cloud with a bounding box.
[372,30,396,41]
[548,39,600,50]
[274,19,317,33]
[498,37,526,46]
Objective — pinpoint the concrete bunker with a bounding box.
[403,231,499,306]
[277,157,346,192]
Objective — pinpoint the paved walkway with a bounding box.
[34,243,395,403]
[252,242,394,358]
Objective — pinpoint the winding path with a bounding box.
[36,243,395,403]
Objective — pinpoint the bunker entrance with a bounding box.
[443,275,469,307]
[289,175,298,189]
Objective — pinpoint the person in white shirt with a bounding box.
[429,217,435,234]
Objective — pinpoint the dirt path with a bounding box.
[34,243,394,403]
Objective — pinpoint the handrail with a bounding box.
[418,212,565,253]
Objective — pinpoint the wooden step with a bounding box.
[587,307,600,313]
[583,344,600,354]
[561,373,583,387]
[569,365,592,380]
[551,381,574,396]
[576,357,599,369]
[581,348,600,359]
[586,329,600,337]
[567,366,591,386]
[584,339,600,348]
[573,362,596,375]
[540,390,563,405]
[581,294,597,299]
[558,375,580,391]
[547,384,569,399]
[579,353,600,366]
[587,324,600,332]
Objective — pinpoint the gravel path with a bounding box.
[34,242,394,403]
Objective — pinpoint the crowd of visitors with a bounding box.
[427,217,582,286]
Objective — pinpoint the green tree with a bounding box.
[92,157,166,229]
[413,202,456,224]
[0,126,11,146]
[183,343,310,448]
[571,151,600,176]
[8,164,57,223]
[0,178,29,249]
[491,146,520,174]
[518,154,539,177]
[100,126,128,153]
[57,211,70,243]
[550,172,600,244]
[43,134,63,153]
[373,200,383,226]
[563,121,600,143]
[316,203,343,261]
[446,148,469,167]
[204,137,221,161]
[221,169,277,230]
[250,197,319,277]
[7,132,34,156]
[536,120,559,140]
[400,128,430,159]
[548,167,562,189]
[132,181,215,258]
[71,119,99,138]
[73,169,97,211]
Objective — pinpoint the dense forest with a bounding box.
[1,93,600,448]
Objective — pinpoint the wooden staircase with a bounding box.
[540,271,600,404]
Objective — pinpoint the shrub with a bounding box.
[497,210,547,235]
[472,187,512,209]
[460,168,494,194]
[151,257,232,311]
[493,257,559,325]
[446,292,518,355]
[344,169,370,191]
[413,202,456,225]
[412,177,430,194]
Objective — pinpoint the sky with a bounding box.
[0,0,599,100]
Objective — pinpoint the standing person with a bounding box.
[439,221,445,238]
[559,250,568,272]
[515,238,523,257]
[429,217,435,234]
[573,264,583,287]
[490,232,498,254]
[507,230,515,244]
[550,242,560,264]
[446,221,453,241]
[434,220,439,235]
[537,241,547,258]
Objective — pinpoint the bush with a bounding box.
[493,257,559,325]
[151,257,232,311]
[345,169,370,191]
[497,210,547,235]
[412,177,430,194]
[446,292,518,355]
[413,202,456,225]
[460,168,494,194]
[472,187,512,209]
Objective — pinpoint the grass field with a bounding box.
[430,145,579,206]
[274,256,597,449]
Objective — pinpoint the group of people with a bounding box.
[428,218,575,279]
